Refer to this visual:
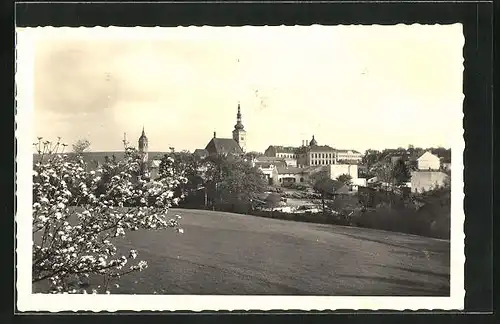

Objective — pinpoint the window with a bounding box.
[241,137,244,141]
[279,178,282,182]
[300,177,304,182]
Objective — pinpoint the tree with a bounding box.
[336,173,353,186]
[373,163,393,186]
[362,149,382,168]
[308,169,329,187]
[72,138,91,154]
[429,147,451,163]
[392,158,411,186]
[32,137,185,294]
[158,151,205,205]
[203,154,267,209]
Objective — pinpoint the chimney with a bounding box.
[213,131,216,138]
[306,140,309,146]
[302,140,305,146]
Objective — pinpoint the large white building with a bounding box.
[411,171,449,193]
[328,164,358,181]
[265,136,362,168]
[335,149,363,164]
[296,135,337,167]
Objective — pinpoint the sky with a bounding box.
[28,25,464,153]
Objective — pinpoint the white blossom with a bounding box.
[32,141,185,294]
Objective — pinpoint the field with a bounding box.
[95,208,450,296]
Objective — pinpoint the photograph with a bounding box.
[16,25,465,311]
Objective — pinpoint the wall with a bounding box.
[329,164,358,181]
[411,171,449,193]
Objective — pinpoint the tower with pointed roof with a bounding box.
[138,126,148,174]
[232,103,247,153]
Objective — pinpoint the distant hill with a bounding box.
[33,151,170,165]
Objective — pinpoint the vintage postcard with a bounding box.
[16,25,465,311]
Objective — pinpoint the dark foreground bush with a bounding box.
[352,197,450,239]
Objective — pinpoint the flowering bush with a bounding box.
[32,138,186,293]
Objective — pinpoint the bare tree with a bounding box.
[72,139,91,154]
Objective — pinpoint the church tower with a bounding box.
[138,126,149,174]
[232,103,247,153]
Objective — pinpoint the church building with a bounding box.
[203,103,247,156]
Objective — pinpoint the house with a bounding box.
[410,171,449,193]
[276,167,309,186]
[335,149,363,164]
[253,156,288,167]
[254,162,280,185]
[417,151,441,170]
[264,145,298,159]
[329,164,358,181]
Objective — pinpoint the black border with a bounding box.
[8,0,496,321]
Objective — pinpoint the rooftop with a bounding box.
[276,167,306,175]
[205,138,243,155]
[266,145,298,153]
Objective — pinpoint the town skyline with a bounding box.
[33,25,463,153]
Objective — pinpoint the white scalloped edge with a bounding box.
[15,24,465,312]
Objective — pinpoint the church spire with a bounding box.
[234,102,244,131]
[138,125,149,174]
[138,126,148,149]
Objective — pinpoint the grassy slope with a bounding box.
[108,209,450,296]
